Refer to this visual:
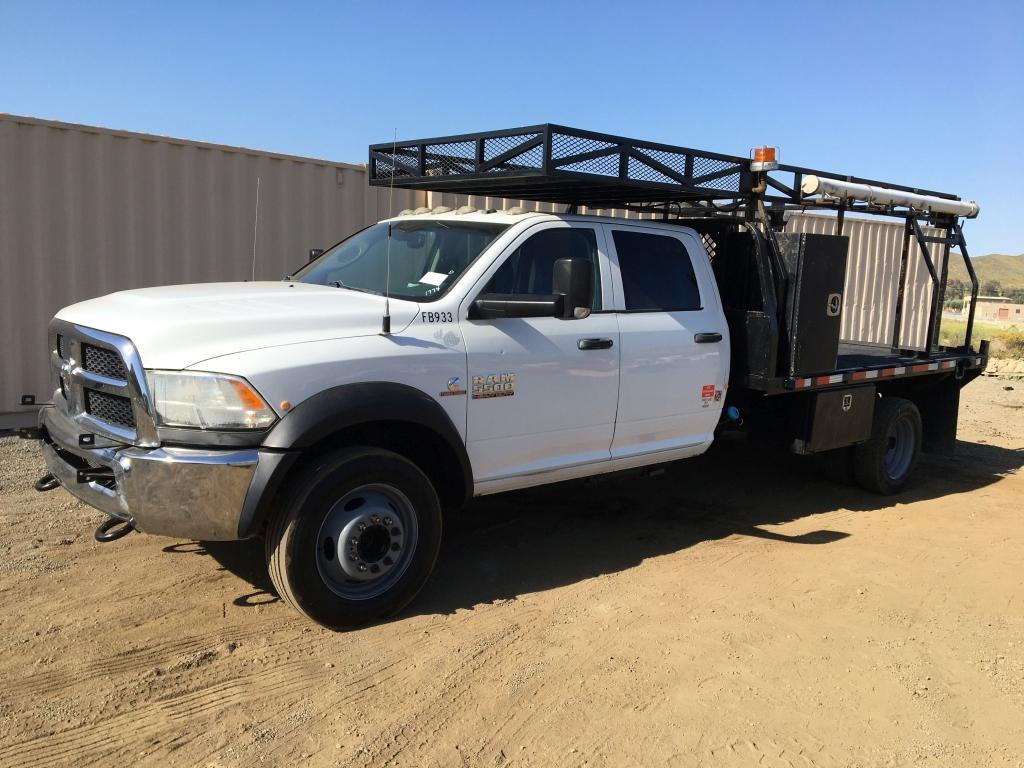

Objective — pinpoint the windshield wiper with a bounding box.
[329,280,381,296]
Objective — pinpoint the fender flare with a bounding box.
[238,382,472,538]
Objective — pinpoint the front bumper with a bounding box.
[39,405,260,540]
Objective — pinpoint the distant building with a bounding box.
[975,297,1024,322]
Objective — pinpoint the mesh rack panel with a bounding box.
[369,124,751,208]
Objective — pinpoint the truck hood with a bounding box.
[56,282,419,370]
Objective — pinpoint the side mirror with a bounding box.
[309,248,324,263]
[552,257,593,319]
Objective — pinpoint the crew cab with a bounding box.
[31,125,986,628]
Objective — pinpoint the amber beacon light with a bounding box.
[750,146,779,172]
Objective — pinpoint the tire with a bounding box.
[266,447,442,629]
[854,397,922,495]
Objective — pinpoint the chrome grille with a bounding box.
[83,343,128,381]
[85,389,136,428]
[48,320,158,446]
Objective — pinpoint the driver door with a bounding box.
[460,221,620,484]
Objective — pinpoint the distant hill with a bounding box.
[946,253,1024,293]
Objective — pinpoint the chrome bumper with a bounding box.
[39,405,259,540]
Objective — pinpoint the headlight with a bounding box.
[145,370,277,430]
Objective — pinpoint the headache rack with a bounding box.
[369,124,985,387]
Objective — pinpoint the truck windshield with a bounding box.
[294,220,509,302]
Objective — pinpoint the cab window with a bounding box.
[612,230,701,311]
[484,227,602,310]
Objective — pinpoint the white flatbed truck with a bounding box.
[26,125,986,628]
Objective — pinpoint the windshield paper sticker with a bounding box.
[419,271,449,287]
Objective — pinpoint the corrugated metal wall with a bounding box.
[786,213,946,350]
[0,114,417,412]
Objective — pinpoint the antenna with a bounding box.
[250,176,261,280]
[381,129,397,335]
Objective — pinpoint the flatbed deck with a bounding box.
[837,342,930,368]
[785,344,984,393]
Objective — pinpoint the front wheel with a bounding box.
[854,397,922,494]
[266,447,442,629]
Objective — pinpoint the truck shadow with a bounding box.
[186,436,1023,619]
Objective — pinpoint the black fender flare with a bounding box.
[237,382,472,538]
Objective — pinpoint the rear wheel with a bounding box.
[854,397,922,494]
[266,447,442,629]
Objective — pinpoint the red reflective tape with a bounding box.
[815,376,831,386]
[911,364,930,373]
[852,371,867,381]
[881,368,896,377]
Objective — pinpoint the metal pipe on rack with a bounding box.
[801,176,980,218]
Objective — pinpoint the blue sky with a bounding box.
[2,1,1022,255]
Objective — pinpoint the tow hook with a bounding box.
[95,516,136,543]
[34,473,60,492]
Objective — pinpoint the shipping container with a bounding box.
[0,114,416,412]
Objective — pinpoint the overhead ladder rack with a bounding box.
[368,124,983,357]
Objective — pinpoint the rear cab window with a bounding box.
[610,229,702,311]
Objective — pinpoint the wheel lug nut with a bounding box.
[383,517,393,526]
[358,523,366,532]
[358,564,367,572]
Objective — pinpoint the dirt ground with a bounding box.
[0,377,1022,768]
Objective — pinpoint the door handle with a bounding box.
[694,332,723,344]
[577,338,614,350]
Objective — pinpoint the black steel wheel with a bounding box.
[266,447,442,629]
[854,397,922,494]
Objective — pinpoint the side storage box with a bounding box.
[776,232,849,376]
[793,386,876,454]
